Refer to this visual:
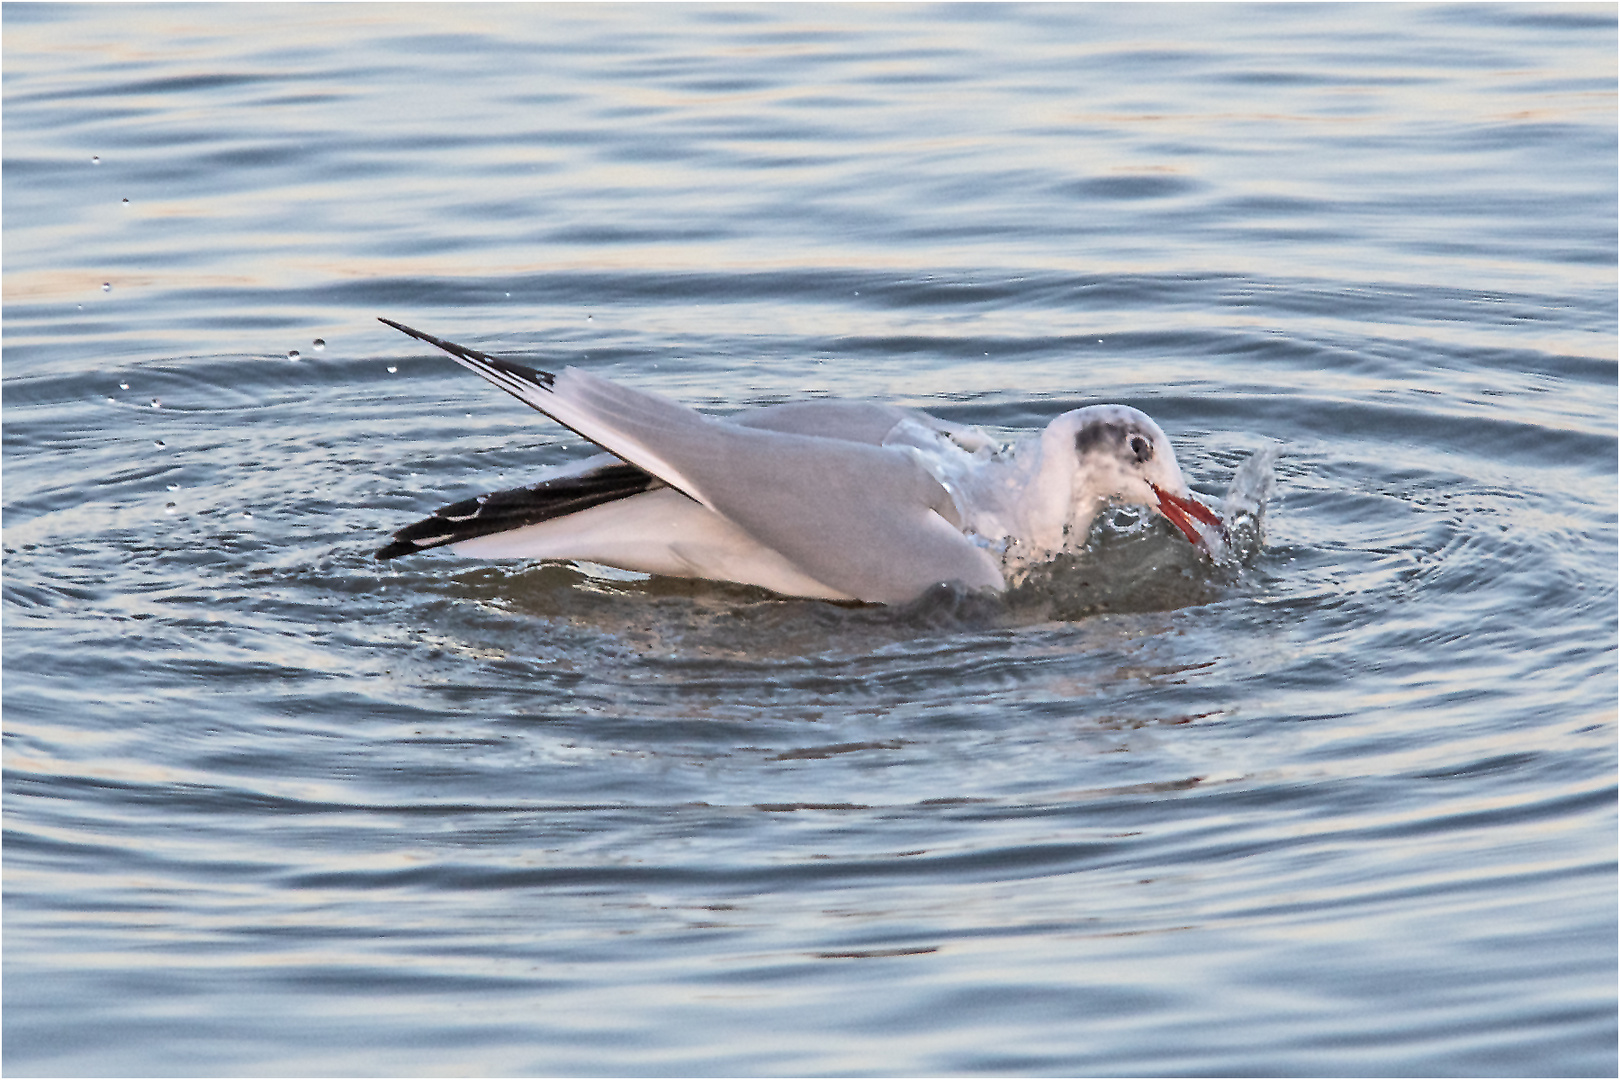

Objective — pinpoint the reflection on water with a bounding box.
[4,3,1615,1077]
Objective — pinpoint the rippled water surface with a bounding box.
[4,4,1616,1076]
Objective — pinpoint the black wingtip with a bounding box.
[378,317,495,362]
[374,463,664,561]
[378,317,555,388]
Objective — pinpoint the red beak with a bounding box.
[1150,483,1227,550]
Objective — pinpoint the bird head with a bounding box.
[1025,405,1226,555]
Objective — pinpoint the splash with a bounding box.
[1216,445,1279,567]
[1005,445,1278,622]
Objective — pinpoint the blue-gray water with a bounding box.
[4,4,1615,1076]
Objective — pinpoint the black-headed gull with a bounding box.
[377,318,1226,603]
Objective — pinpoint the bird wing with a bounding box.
[380,319,1003,602]
[377,454,662,560]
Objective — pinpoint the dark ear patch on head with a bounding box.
[1129,434,1154,463]
[1075,421,1127,454]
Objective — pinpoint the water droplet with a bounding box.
[91,155,101,165]
[165,502,177,513]
[167,483,180,492]
[121,198,129,205]
[119,382,129,390]
[287,349,300,359]
[102,283,111,292]
[586,314,593,322]
[153,439,166,448]
[242,510,253,519]
[504,292,511,298]
[387,365,398,374]
[1097,338,1103,344]
[149,398,161,408]
[106,396,116,403]
[312,339,325,351]
[476,495,489,504]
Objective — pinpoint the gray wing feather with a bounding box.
[735,400,911,444]
[552,368,1002,603]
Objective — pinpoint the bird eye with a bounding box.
[1130,435,1153,463]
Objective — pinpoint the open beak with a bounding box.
[1150,482,1228,552]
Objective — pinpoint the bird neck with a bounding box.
[996,430,1092,566]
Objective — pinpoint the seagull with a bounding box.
[376,318,1227,604]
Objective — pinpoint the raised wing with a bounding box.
[380,319,1003,602]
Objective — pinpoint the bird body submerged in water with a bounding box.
[377,319,1226,604]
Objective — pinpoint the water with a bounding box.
[4,4,1615,1075]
